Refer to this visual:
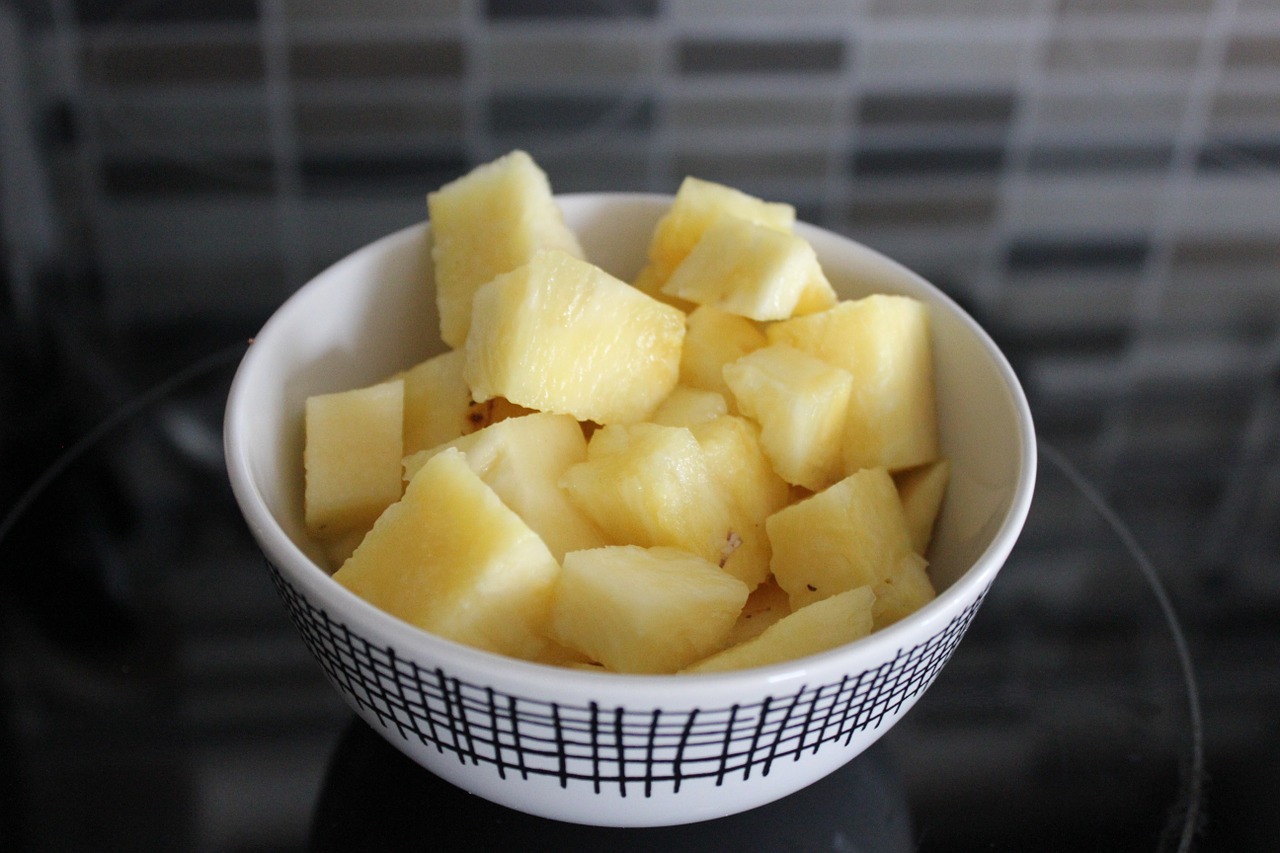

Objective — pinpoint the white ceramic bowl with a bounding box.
[224,193,1036,827]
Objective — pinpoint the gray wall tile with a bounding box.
[84,38,264,85]
[677,38,845,75]
[487,34,653,82]
[488,92,653,136]
[289,39,464,81]
[485,0,658,19]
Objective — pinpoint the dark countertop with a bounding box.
[0,344,1209,852]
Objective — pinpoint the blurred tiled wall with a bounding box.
[8,1,1280,625]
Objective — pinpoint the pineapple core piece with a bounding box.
[723,344,855,492]
[767,294,939,473]
[679,305,767,398]
[464,249,686,425]
[402,412,608,562]
[333,447,560,662]
[632,176,795,302]
[304,379,404,539]
[427,149,584,348]
[661,215,836,321]
[683,586,875,674]
[767,466,915,611]
[560,422,769,588]
[550,545,749,674]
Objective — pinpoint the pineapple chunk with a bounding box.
[872,552,937,630]
[332,448,559,661]
[428,150,584,348]
[722,577,792,648]
[402,412,607,561]
[679,306,767,399]
[722,344,854,492]
[550,545,749,674]
[661,215,836,321]
[792,267,840,317]
[649,386,728,428]
[464,250,686,425]
[399,350,470,455]
[766,467,914,611]
[689,415,791,589]
[632,177,795,302]
[304,379,404,539]
[400,350,533,456]
[318,528,367,571]
[767,294,939,473]
[894,458,950,555]
[690,415,791,523]
[683,586,874,674]
[560,422,766,588]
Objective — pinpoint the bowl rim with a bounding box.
[224,191,1037,699]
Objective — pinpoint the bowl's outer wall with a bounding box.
[263,557,988,827]
[226,193,1035,826]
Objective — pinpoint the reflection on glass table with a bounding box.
[0,349,1200,852]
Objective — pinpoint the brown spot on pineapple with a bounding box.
[718,530,743,568]
[464,398,494,432]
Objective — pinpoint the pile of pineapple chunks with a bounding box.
[302,150,951,675]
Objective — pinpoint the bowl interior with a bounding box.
[227,192,1033,620]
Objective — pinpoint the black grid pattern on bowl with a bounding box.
[269,563,983,795]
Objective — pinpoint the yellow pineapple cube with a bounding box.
[767,294,939,473]
[871,552,936,630]
[464,250,686,425]
[559,422,766,587]
[400,350,534,456]
[304,379,404,539]
[690,415,791,522]
[894,458,950,555]
[649,386,729,428]
[428,150,584,348]
[679,306,767,399]
[399,350,470,456]
[689,414,791,589]
[792,267,840,317]
[661,215,836,321]
[683,586,874,674]
[766,467,914,611]
[632,177,795,302]
[722,344,854,492]
[402,412,608,561]
[332,448,559,662]
[722,577,791,648]
[318,528,368,571]
[549,545,749,674]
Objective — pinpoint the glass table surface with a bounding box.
[0,345,1201,852]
